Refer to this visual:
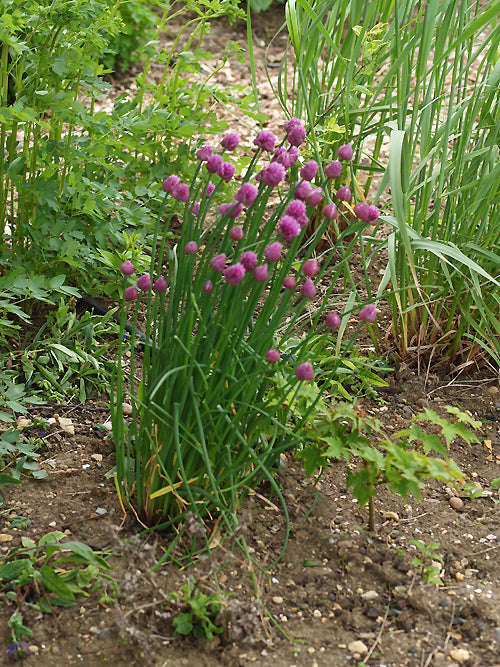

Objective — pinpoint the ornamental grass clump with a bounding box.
[111,122,377,532]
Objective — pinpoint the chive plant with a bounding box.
[111,122,379,530]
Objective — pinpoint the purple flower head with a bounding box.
[261,162,286,187]
[241,251,258,272]
[322,203,337,221]
[224,263,245,286]
[283,275,296,290]
[206,153,223,174]
[229,226,244,241]
[221,132,240,151]
[359,303,377,323]
[188,201,200,216]
[272,147,290,168]
[253,263,269,282]
[153,277,166,293]
[136,274,151,291]
[337,142,353,161]
[162,174,180,194]
[218,203,233,216]
[228,202,243,218]
[301,277,316,298]
[172,183,190,202]
[124,286,139,302]
[305,187,323,207]
[266,348,280,364]
[184,241,198,254]
[367,205,380,224]
[325,161,342,179]
[287,146,300,167]
[302,258,319,277]
[336,185,351,202]
[286,121,306,146]
[279,215,301,242]
[202,182,215,199]
[254,130,276,152]
[264,241,282,263]
[284,117,303,133]
[235,182,258,207]
[219,161,236,183]
[196,145,213,162]
[295,361,314,381]
[300,160,318,181]
[353,202,370,222]
[294,180,312,201]
[203,280,213,294]
[285,199,308,227]
[120,261,135,276]
[210,253,226,273]
[326,312,341,328]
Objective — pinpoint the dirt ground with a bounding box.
[1,5,500,667]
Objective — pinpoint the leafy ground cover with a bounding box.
[1,4,500,666]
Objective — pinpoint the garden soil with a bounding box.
[1,6,500,667]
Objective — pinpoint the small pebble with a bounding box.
[272,596,283,605]
[449,497,463,511]
[449,648,470,663]
[347,640,368,655]
[361,590,379,601]
[122,402,133,415]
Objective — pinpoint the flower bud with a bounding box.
[278,215,301,242]
[266,348,280,364]
[202,280,213,294]
[253,263,269,282]
[336,186,351,202]
[300,278,316,298]
[254,130,276,152]
[353,202,370,222]
[325,161,342,179]
[229,226,245,241]
[196,145,213,161]
[136,274,151,291]
[302,259,319,277]
[337,142,353,161]
[124,286,139,301]
[153,277,166,293]
[221,132,240,151]
[283,275,296,290]
[184,241,198,254]
[162,175,180,193]
[120,261,135,276]
[322,203,337,220]
[295,362,314,381]
[210,253,226,273]
[359,304,377,323]
[241,251,258,272]
[264,242,282,263]
[235,183,258,207]
[326,312,341,328]
[300,160,318,181]
[224,263,245,286]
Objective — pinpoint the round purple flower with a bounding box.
[272,147,290,168]
[261,162,286,187]
[221,132,240,151]
[120,261,135,276]
[241,251,258,272]
[287,146,300,167]
[153,277,166,293]
[284,117,302,133]
[300,160,318,181]
[224,263,245,286]
[286,122,306,147]
[162,174,180,194]
[202,183,215,199]
[203,280,213,294]
[302,259,319,277]
[184,241,198,254]
[172,183,190,202]
[305,187,323,207]
[279,215,301,242]
[219,161,235,183]
[301,278,316,298]
[337,142,353,161]
[266,348,280,364]
[295,362,314,381]
[136,274,151,291]
[254,130,276,153]
[285,199,308,227]
[322,203,337,220]
[294,180,312,201]
[188,201,200,216]
[367,205,380,225]
[253,263,269,282]
[206,154,223,174]
[124,286,139,302]
[325,161,342,179]
[359,304,377,323]
[210,253,226,273]
[353,202,370,222]
[235,182,258,207]
[228,203,243,218]
[264,241,282,263]
[229,226,245,241]
[326,312,341,328]
[336,185,351,202]
[283,275,296,290]
[196,145,213,162]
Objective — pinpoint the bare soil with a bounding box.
[1,6,500,667]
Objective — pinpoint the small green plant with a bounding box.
[0,427,47,499]
[0,531,113,615]
[410,540,444,587]
[169,576,228,640]
[298,405,478,531]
